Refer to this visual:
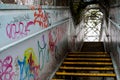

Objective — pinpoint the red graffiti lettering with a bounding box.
[28,53,40,77]
[0,56,14,80]
[48,31,57,55]
[34,6,48,28]
[48,26,66,56]
[6,21,34,39]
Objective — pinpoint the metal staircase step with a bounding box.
[63,62,112,65]
[81,42,105,52]
[68,52,108,54]
[55,72,116,77]
[52,42,116,79]
[65,58,111,61]
[67,54,110,58]
[59,66,114,71]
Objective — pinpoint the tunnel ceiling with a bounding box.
[72,0,109,6]
[70,0,109,25]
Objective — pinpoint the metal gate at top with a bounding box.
[83,6,103,42]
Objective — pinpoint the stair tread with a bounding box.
[60,67,114,71]
[63,62,112,65]
[68,54,109,57]
[65,58,111,61]
[52,42,116,79]
[69,52,108,54]
[56,72,116,77]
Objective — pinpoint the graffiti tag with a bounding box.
[17,48,40,80]
[12,14,30,23]
[0,56,14,80]
[48,30,57,55]
[38,35,49,70]
[34,6,49,28]
[6,21,34,39]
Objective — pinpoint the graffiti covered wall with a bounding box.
[0,4,70,80]
[0,5,69,48]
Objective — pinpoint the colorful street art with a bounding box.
[17,48,40,80]
[0,4,70,80]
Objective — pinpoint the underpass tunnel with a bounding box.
[71,0,120,80]
[0,0,120,80]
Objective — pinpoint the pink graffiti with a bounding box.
[6,21,34,39]
[34,6,49,28]
[0,56,14,80]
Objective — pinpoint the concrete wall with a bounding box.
[104,0,120,79]
[0,4,72,80]
[0,0,69,6]
[67,16,84,52]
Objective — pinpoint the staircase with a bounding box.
[52,42,116,80]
